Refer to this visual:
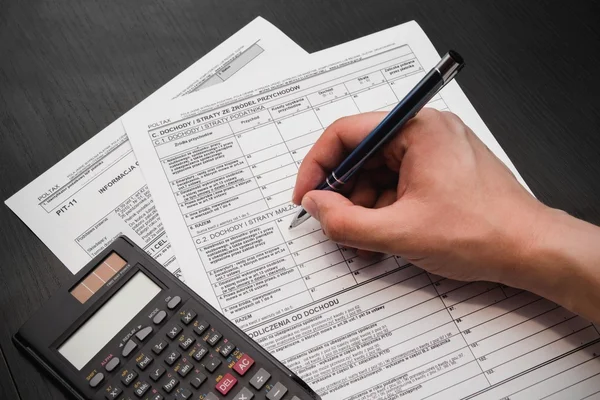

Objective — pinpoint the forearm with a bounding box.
[501,208,600,325]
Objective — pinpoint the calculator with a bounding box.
[14,236,320,400]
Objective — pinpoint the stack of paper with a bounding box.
[6,18,307,279]
[7,17,600,400]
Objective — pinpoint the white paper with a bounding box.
[124,21,600,400]
[5,17,307,278]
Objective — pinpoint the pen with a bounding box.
[289,50,465,229]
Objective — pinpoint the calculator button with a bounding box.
[149,366,165,381]
[120,369,138,386]
[219,341,235,357]
[104,385,122,399]
[133,380,151,397]
[192,344,208,362]
[166,325,182,339]
[178,334,196,350]
[135,326,153,341]
[150,366,166,382]
[205,393,219,400]
[266,382,287,400]
[176,361,193,377]
[291,397,302,400]
[136,353,153,370]
[233,354,254,376]
[216,372,237,396]
[152,339,168,355]
[233,387,255,400]
[105,357,120,372]
[174,387,193,399]
[193,320,209,336]
[162,377,179,393]
[190,371,207,389]
[146,394,163,400]
[89,372,104,388]
[206,331,222,346]
[165,351,181,366]
[249,368,270,390]
[153,310,167,325]
[167,296,181,309]
[122,340,137,357]
[180,310,197,325]
[204,356,222,373]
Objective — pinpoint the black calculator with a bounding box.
[14,236,320,400]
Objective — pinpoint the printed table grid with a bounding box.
[148,44,600,399]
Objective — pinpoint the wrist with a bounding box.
[502,206,600,323]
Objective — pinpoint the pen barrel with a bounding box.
[315,175,343,192]
[332,68,445,183]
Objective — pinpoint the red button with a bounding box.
[233,354,255,376]
[215,373,237,395]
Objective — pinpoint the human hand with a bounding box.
[292,109,552,285]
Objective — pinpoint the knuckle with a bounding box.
[418,108,443,127]
[327,115,353,131]
[419,107,442,120]
[413,110,470,144]
[440,110,459,121]
[440,111,466,130]
[403,108,443,143]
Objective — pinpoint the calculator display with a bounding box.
[58,272,161,370]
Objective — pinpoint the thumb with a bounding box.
[301,190,399,252]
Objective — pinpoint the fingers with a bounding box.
[356,189,397,259]
[348,173,378,208]
[373,189,397,209]
[292,112,388,204]
[382,108,469,171]
[301,189,401,252]
[293,108,461,205]
[293,108,478,255]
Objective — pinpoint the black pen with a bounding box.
[289,50,465,229]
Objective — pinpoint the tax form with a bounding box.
[5,17,307,278]
[124,21,600,400]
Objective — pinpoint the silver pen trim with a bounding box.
[326,176,344,190]
[331,171,345,185]
[435,51,463,85]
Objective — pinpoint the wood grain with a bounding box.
[0,347,20,399]
[1,0,599,398]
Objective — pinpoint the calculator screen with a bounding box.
[58,272,161,370]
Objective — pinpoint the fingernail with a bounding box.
[301,195,319,221]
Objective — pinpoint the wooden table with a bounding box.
[1,1,599,398]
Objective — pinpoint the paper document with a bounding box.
[5,17,307,278]
[124,20,600,399]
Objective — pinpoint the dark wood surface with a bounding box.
[1,0,600,398]
[0,348,20,399]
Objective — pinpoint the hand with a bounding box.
[292,109,550,284]
[293,108,600,324]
